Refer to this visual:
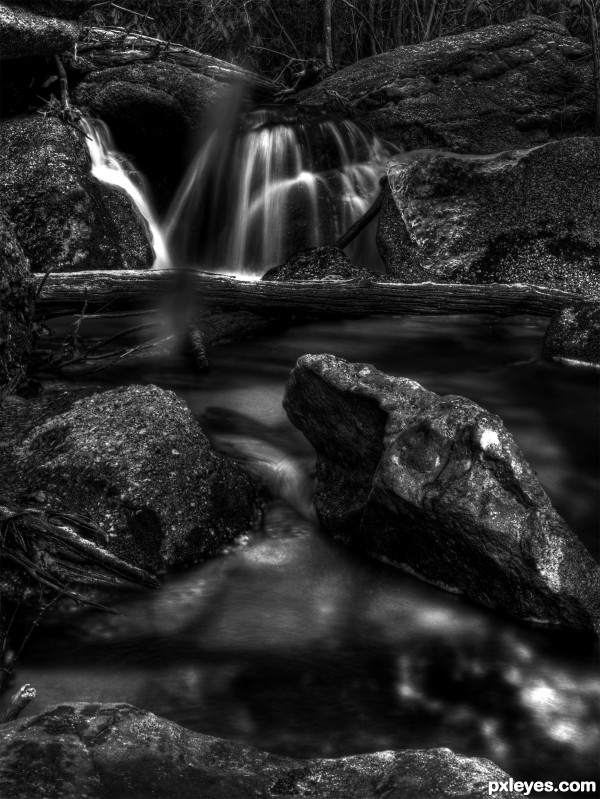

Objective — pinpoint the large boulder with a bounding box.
[543,303,600,368]
[0,115,154,272]
[298,17,594,152]
[74,62,228,207]
[0,702,519,799]
[284,354,600,633]
[0,384,257,573]
[0,211,34,390]
[377,138,600,296]
[0,3,77,59]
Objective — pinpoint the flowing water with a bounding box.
[7,111,600,789]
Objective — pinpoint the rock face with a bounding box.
[13,0,96,19]
[284,354,600,633]
[0,115,154,272]
[0,212,34,389]
[298,17,594,152]
[0,384,257,572]
[0,703,519,799]
[377,138,600,296]
[543,304,600,367]
[0,3,77,59]
[262,246,374,281]
[74,62,228,206]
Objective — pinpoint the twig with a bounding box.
[53,56,71,116]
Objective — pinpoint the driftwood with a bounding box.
[334,176,387,250]
[0,684,36,723]
[76,27,276,96]
[35,270,588,320]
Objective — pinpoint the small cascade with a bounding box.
[164,105,395,278]
[81,117,171,270]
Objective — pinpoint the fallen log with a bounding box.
[35,269,589,320]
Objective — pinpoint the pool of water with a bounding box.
[11,313,600,786]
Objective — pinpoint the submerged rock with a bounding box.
[284,354,600,633]
[0,384,257,572]
[377,138,600,296]
[0,211,34,390]
[262,246,374,282]
[0,702,519,799]
[0,115,153,272]
[297,17,595,152]
[543,304,600,368]
[0,3,77,59]
[74,62,228,206]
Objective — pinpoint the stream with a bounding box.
[15,312,600,787]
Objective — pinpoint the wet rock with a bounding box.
[0,384,257,572]
[377,138,600,296]
[543,304,600,368]
[0,211,34,390]
[13,0,95,19]
[283,354,600,633]
[298,17,595,152]
[0,702,519,799]
[0,115,153,272]
[0,3,77,59]
[262,246,374,281]
[74,62,227,207]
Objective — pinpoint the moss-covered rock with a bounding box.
[0,702,520,798]
[0,115,154,272]
[543,303,600,368]
[0,3,77,59]
[0,384,258,572]
[0,211,34,391]
[298,17,595,152]
[262,246,375,282]
[377,138,600,296]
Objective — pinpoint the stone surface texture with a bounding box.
[0,2,77,59]
[0,702,519,799]
[11,0,95,19]
[284,354,600,633]
[0,115,154,272]
[262,246,375,281]
[0,211,34,389]
[297,17,595,153]
[377,138,600,297]
[543,303,600,367]
[0,384,257,573]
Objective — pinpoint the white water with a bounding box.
[163,107,395,277]
[81,117,171,270]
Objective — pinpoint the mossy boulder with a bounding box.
[0,3,77,59]
[0,115,154,272]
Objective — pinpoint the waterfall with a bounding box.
[164,105,395,278]
[80,117,171,270]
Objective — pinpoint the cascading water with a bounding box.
[164,103,395,277]
[81,117,171,270]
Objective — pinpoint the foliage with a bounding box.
[83,0,599,78]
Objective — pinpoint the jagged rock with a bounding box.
[74,62,228,206]
[0,384,257,573]
[0,3,77,59]
[0,211,34,390]
[376,138,600,297]
[543,304,600,367]
[0,702,519,799]
[0,115,154,272]
[13,0,95,19]
[284,354,600,633]
[262,246,374,281]
[297,17,594,152]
